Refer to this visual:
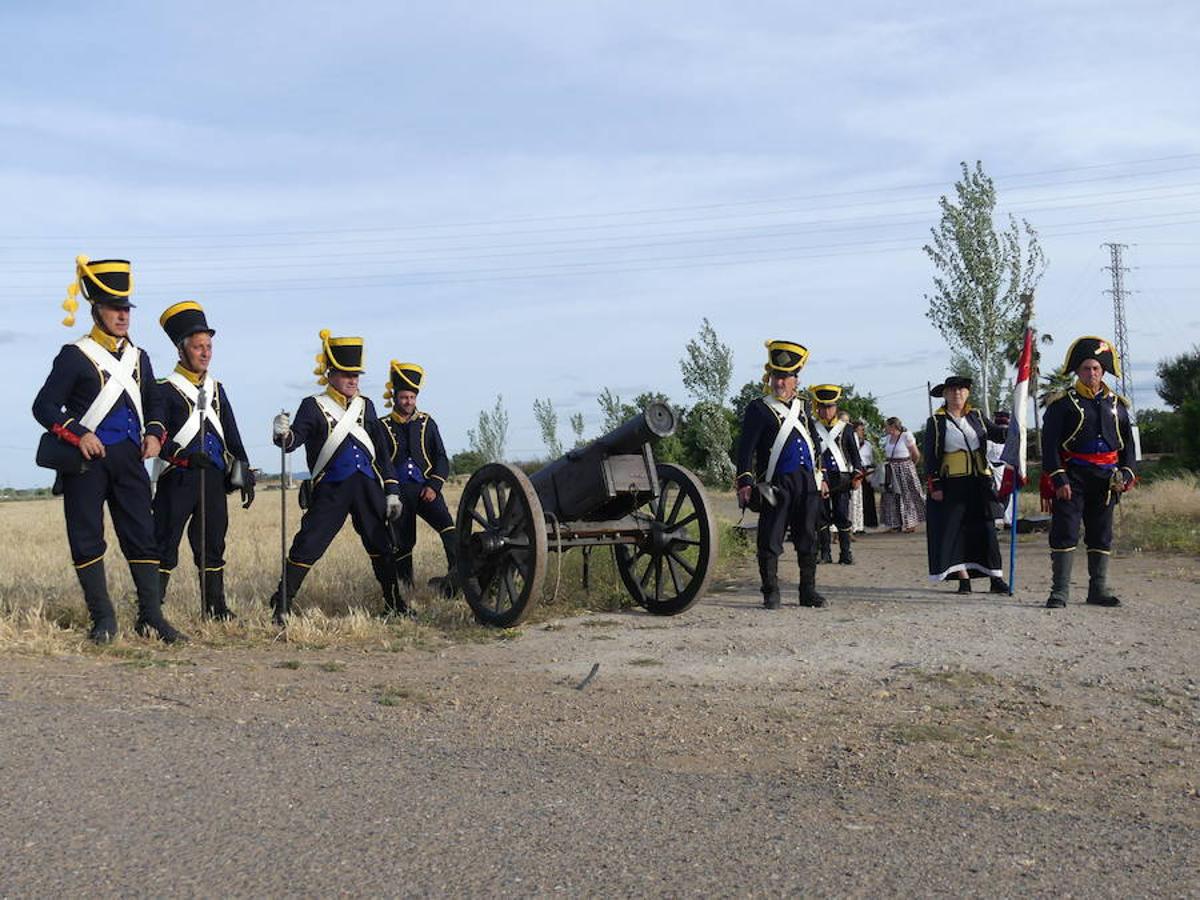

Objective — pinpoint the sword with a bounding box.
[197,381,208,620]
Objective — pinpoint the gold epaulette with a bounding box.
[1116,393,1131,408]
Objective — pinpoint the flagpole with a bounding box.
[1008,490,1018,596]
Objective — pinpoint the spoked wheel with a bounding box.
[614,463,717,615]
[455,463,547,627]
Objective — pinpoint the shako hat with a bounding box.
[810,384,842,405]
[313,329,365,385]
[160,301,216,345]
[1062,335,1121,377]
[384,361,425,408]
[930,375,973,398]
[61,255,134,327]
[764,340,809,376]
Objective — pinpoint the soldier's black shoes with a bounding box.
[1045,596,1067,609]
[798,593,828,608]
[956,578,972,594]
[89,620,118,644]
[1086,594,1121,607]
[134,616,188,644]
[989,577,1009,594]
[762,589,781,610]
[818,552,833,565]
[836,533,853,564]
[837,554,853,565]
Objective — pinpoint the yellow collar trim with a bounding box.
[389,410,415,424]
[88,325,125,353]
[1074,379,1110,400]
[173,363,205,386]
[323,386,351,409]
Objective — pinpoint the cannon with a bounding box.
[454,402,717,627]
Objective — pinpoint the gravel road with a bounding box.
[2,530,1197,897]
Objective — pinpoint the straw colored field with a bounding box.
[0,479,747,653]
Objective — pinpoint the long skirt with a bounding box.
[926,477,1002,581]
[879,459,925,531]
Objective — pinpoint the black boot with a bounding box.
[798,553,828,608]
[1086,551,1121,607]
[394,550,414,587]
[989,576,1009,594]
[372,556,409,617]
[837,531,854,565]
[432,529,460,598]
[131,561,187,643]
[817,530,833,564]
[76,561,118,643]
[956,576,972,594]
[158,569,172,605]
[1045,551,1073,608]
[758,555,780,609]
[202,570,236,621]
[269,561,309,626]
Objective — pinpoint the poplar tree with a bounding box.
[924,161,1046,416]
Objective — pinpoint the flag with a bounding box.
[998,328,1032,498]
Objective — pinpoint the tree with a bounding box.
[679,319,735,485]
[1156,346,1200,469]
[569,412,586,448]
[532,397,562,459]
[837,384,885,435]
[467,394,509,463]
[924,161,1047,417]
[597,387,627,433]
[1156,345,1200,409]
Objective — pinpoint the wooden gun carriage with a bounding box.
[454,402,717,626]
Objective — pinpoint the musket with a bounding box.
[197,382,209,619]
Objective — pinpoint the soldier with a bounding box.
[810,385,863,565]
[1041,336,1136,609]
[32,256,185,643]
[153,301,255,619]
[735,340,829,609]
[381,361,457,594]
[269,330,405,623]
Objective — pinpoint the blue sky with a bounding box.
[3,1,1199,486]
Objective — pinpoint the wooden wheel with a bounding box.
[614,463,716,615]
[455,463,547,627]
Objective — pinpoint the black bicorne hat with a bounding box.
[930,375,973,397]
[1062,336,1121,377]
[160,301,216,345]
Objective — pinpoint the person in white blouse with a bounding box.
[879,417,925,533]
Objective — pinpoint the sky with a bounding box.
[3,0,1199,487]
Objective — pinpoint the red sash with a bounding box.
[1062,448,1118,466]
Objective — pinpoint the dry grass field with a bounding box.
[0,478,746,654]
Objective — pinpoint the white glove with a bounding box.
[386,494,404,522]
[272,413,291,439]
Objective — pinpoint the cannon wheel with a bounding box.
[614,463,717,615]
[455,463,547,627]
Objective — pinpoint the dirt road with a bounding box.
[1,530,1196,896]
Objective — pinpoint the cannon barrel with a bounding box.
[529,402,677,519]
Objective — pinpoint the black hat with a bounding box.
[764,340,809,376]
[159,301,216,345]
[930,375,973,397]
[313,329,365,385]
[61,256,134,327]
[810,384,842,405]
[384,361,425,408]
[1062,335,1121,377]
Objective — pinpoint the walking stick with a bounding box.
[278,410,288,624]
[197,382,209,619]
